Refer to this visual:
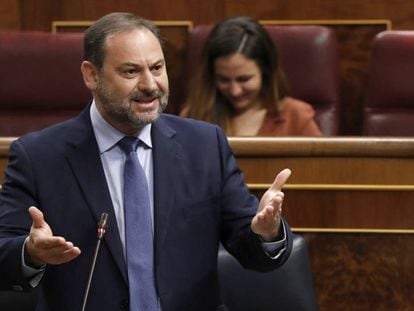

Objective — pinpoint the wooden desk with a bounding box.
[229,137,414,232]
[1,136,413,309]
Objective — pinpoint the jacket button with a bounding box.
[120,299,129,309]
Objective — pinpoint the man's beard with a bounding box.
[96,81,168,130]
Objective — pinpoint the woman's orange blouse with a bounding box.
[257,97,322,136]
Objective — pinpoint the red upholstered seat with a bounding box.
[183,24,342,135]
[362,31,414,136]
[0,31,91,136]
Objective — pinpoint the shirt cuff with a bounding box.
[260,220,287,259]
[22,237,46,287]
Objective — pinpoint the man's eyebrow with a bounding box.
[152,58,165,65]
[118,59,165,68]
[120,62,140,68]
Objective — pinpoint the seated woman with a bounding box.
[180,16,322,136]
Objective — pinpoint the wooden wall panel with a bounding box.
[19,0,57,30]
[17,0,224,31]
[335,23,388,134]
[57,1,223,24]
[0,0,21,30]
[8,0,414,31]
[305,233,414,310]
[284,189,413,229]
[1,137,414,309]
[230,137,414,230]
[223,0,414,30]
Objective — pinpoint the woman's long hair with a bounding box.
[182,16,290,134]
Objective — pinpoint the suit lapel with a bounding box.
[151,117,181,260]
[65,109,128,284]
[62,111,181,284]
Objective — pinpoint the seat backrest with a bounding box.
[218,234,318,311]
[362,31,414,136]
[0,31,91,136]
[184,24,341,135]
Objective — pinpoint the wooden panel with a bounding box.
[223,0,414,30]
[305,233,414,311]
[335,23,388,134]
[230,137,414,231]
[231,137,414,181]
[239,156,414,185]
[9,0,414,33]
[1,136,414,310]
[157,22,193,114]
[20,0,57,30]
[17,0,224,30]
[0,0,21,30]
[283,189,413,230]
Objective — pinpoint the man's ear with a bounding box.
[81,61,99,91]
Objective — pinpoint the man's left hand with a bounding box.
[251,168,291,241]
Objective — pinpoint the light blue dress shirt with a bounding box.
[90,101,154,258]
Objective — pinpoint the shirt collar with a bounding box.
[90,100,153,154]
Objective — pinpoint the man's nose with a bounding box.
[138,70,157,92]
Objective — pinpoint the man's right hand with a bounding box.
[25,206,81,267]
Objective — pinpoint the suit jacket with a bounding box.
[0,106,293,311]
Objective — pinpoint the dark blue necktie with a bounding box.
[118,136,158,311]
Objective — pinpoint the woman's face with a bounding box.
[214,53,262,113]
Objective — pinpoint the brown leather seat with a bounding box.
[183,24,342,135]
[0,31,91,136]
[362,31,414,136]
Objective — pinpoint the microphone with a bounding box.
[81,213,109,311]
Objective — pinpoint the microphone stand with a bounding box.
[81,213,109,311]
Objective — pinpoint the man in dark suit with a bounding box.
[0,12,293,310]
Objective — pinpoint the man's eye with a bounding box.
[151,65,163,74]
[125,69,137,75]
